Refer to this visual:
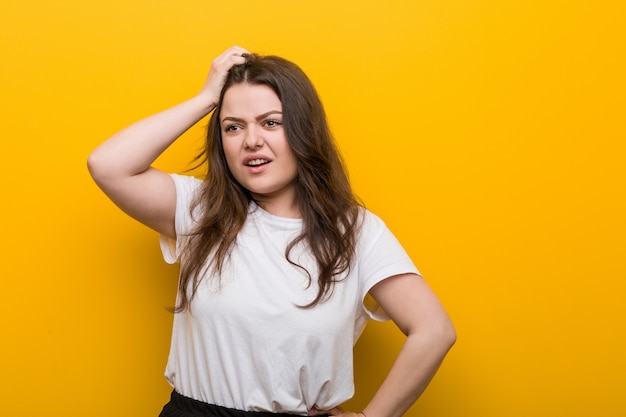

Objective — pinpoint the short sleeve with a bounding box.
[159,174,203,264]
[357,210,421,321]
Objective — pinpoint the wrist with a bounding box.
[191,91,218,115]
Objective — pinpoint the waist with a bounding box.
[162,390,309,417]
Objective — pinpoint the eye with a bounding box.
[264,119,283,128]
[223,124,241,132]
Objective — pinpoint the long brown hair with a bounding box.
[176,54,361,312]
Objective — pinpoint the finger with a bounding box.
[229,45,250,55]
[309,406,345,416]
[222,45,250,61]
[213,46,250,70]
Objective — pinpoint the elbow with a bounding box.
[87,148,115,186]
[442,319,457,351]
[428,316,457,353]
[406,315,456,356]
[86,149,103,181]
[438,310,457,350]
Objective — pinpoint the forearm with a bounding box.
[362,329,455,417]
[88,94,214,181]
[85,46,248,237]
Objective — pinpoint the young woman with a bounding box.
[88,46,456,417]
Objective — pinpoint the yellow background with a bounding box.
[1,1,624,416]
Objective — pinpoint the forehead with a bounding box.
[221,83,282,117]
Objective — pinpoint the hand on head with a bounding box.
[199,45,251,108]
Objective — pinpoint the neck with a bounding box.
[253,196,301,219]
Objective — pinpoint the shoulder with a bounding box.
[169,174,204,207]
[355,207,415,265]
[169,174,205,230]
[170,173,203,193]
[357,207,389,239]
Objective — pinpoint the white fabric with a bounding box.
[159,174,420,414]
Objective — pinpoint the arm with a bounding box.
[310,273,455,417]
[361,273,456,417]
[87,46,249,239]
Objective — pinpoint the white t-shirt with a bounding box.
[160,174,420,414]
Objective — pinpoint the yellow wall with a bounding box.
[1,1,624,416]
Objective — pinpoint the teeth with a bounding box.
[246,159,269,166]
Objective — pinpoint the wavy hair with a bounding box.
[176,54,361,312]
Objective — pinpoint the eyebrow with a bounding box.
[221,110,283,124]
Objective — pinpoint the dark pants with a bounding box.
[159,390,307,417]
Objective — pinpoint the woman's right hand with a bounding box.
[88,46,250,239]
[198,45,250,108]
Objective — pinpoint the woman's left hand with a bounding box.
[308,406,364,417]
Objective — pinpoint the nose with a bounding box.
[243,126,264,149]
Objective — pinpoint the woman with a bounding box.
[88,46,456,417]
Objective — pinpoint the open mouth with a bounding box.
[245,158,270,167]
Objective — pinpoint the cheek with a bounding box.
[221,143,241,178]
[285,150,299,178]
[221,140,237,163]
[278,136,297,167]
[283,141,298,167]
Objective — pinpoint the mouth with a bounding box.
[245,158,271,167]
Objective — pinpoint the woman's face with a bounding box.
[220,83,299,216]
